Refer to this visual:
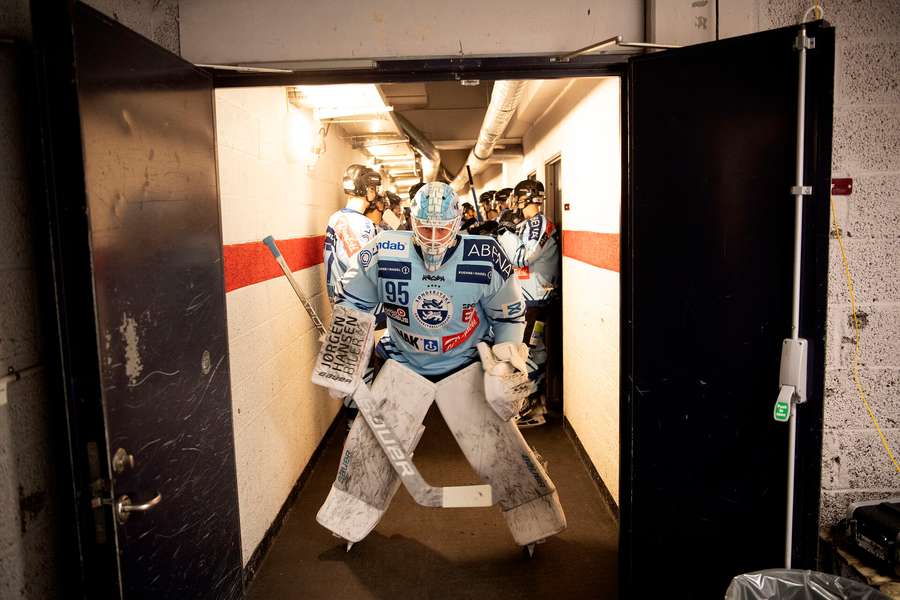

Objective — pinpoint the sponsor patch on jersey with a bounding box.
[422,273,445,282]
[455,263,492,285]
[516,266,530,280]
[378,260,412,280]
[357,248,374,268]
[441,309,481,352]
[383,302,409,326]
[500,301,523,319]
[375,238,409,258]
[462,238,512,280]
[527,216,543,241]
[413,289,453,329]
[394,327,441,353]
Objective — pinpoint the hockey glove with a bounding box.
[477,341,534,421]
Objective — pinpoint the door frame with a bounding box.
[30,6,829,596]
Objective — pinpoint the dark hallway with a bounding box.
[246,408,619,600]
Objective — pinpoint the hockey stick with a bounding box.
[466,165,484,223]
[261,236,493,508]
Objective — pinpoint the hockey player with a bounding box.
[497,179,560,428]
[324,164,382,302]
[315,181,566,550]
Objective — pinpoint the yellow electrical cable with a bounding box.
[830,196,900,474]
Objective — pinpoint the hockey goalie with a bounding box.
[312,182,567,552]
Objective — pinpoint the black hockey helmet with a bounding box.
[479,190,496,204]
[495,187,513,207]
[342,164,382,197]
[513,179,545,208]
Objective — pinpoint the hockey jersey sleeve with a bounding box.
[333,240,381,313]
[479,264,526,345]
[498,215,552,268]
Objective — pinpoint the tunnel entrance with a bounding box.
[34,4,834,598]
[214,76,623,597]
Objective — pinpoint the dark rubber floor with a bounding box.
[246,407,618,600]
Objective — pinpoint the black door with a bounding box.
[32,3,243,598]
[622,22,833,598]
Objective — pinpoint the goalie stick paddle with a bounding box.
[261,235,493,508]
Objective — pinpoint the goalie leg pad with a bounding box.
[434,363,566,544]
[316,360,435,542]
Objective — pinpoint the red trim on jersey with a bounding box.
[561,230,620,273]
[223,235,325,292]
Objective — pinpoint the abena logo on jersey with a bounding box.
[376,239,409,258]
[395,328,440,353]
[462,238,512,280]
[413,289,453,329]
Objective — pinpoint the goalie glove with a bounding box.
[476,341,534,421]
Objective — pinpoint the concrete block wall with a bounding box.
[215,86,366,565]
[753,0,900,527]
[0,2,181,598]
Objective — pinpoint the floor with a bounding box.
[246,407,619,600]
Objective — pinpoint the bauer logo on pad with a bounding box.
[312,305,376,395]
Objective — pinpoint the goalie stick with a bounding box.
[262,235,492,508]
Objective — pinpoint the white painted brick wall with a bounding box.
[758,0,900,527]
[215,86,367,564]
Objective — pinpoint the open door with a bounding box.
[621,22,833,598]
[32,3,243,598]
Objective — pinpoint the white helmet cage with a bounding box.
[409,182,462,272]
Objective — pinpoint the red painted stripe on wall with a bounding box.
[562,230,620,273]
[223,235,325,292]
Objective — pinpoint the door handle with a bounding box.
[115,492,162,524]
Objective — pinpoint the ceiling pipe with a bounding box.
[450,80,527,191]
[388,110,442,182]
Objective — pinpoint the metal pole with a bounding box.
[785,25,809,569]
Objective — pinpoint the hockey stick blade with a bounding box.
[262,235,493,509]
[353,383,493,508]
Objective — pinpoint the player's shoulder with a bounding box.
[458,235,513,280]
[357,230,414,274]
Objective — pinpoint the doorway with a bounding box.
[215,76,623,598]
[33,4,834,599]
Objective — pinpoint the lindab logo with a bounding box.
[376,239,409,258]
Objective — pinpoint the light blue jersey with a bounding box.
[324,208,377,301]
[335,230,526,376]
[498,214,560,306]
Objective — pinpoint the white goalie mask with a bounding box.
[409,182,462,272]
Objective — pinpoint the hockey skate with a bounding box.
[515,394,547,429]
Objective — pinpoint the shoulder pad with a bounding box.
[461,235,513,280]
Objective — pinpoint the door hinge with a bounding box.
[790,185,813,196]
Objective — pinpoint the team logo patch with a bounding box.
[378,260,412,280]
[383,302,409,326]
[500,301,523,318]
[422,338,440,353]
[358,249,373,268]
[462,238,512,280]
[456,263,492,285]
[413,289,453,329]
[376,238,409,258]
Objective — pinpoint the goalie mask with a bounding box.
[410,182,461,272]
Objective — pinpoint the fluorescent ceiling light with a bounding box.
[293,84,393,120]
